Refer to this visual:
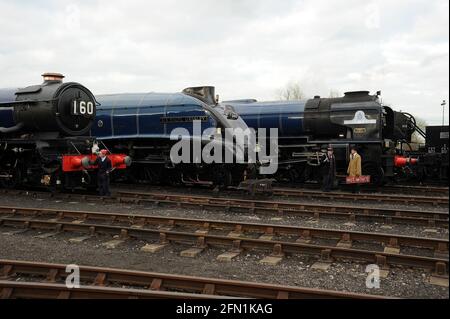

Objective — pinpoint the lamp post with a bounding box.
[442,100,447,126]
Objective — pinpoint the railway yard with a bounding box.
[0,184,448,299]
[1,0,449,311]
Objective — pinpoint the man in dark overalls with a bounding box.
[322,147,336,192]
[93,149,112,196]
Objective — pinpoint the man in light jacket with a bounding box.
[347,146,362,193]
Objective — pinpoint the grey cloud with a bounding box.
[0,0,448,124]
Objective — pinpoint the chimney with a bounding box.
[42,72,65,83]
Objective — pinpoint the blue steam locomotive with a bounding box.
[91,86,254,186]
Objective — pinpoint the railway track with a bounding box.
[269,188,448,207]
[0,260,390,299]
[0,206,448,274]
[3,183,449,210]
[1,189,448,228]
[275,183,449,197]
[377,185,449,197]
[116,191,449,228]
[113,184,449,207]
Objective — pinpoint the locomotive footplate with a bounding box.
[237,178,276,196]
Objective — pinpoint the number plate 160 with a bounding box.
[72,100,94,116]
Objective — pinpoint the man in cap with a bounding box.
[93,149,112,196]
[321,147,336,192]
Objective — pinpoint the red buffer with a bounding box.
[394,155,419,168]
[62,154,132,172]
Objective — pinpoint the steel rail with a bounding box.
[0,281,228,299]
[0,260,390,299]
[0,212,448,273]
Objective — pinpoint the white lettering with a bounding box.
[65,264,80,289]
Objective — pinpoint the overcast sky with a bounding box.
[0,0,448,124]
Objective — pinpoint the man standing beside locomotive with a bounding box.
[92,149,112,197]
[347,146,362,193]
[322,147,336,192]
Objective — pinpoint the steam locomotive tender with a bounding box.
[0,73,130,190]
[226,91,417,185]
[402,125,449,183]
[91,86,253,186]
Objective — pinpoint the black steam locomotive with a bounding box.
[228,91,445,185]
[0,73,130,190]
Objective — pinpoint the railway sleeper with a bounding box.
[202,283,215,295]
[320,249,334,263]
[337,234,353,249]
[57,291,71,299]
[45,269,60,283]
[0,287,13,299]
[93,273,107,286]
[271,244,284,258]
[150,278,163,290]
[231,240,243,253]
[375,255,389,270]
[159,233,169,244]
[217,240,243,262]
[0,265,13,280]
[435,243,449,259]
[434,262,448,277]
[296,230,312,244]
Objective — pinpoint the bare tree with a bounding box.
[328,90,341,98]
[411,117,427,144]
[276,81,305,101]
